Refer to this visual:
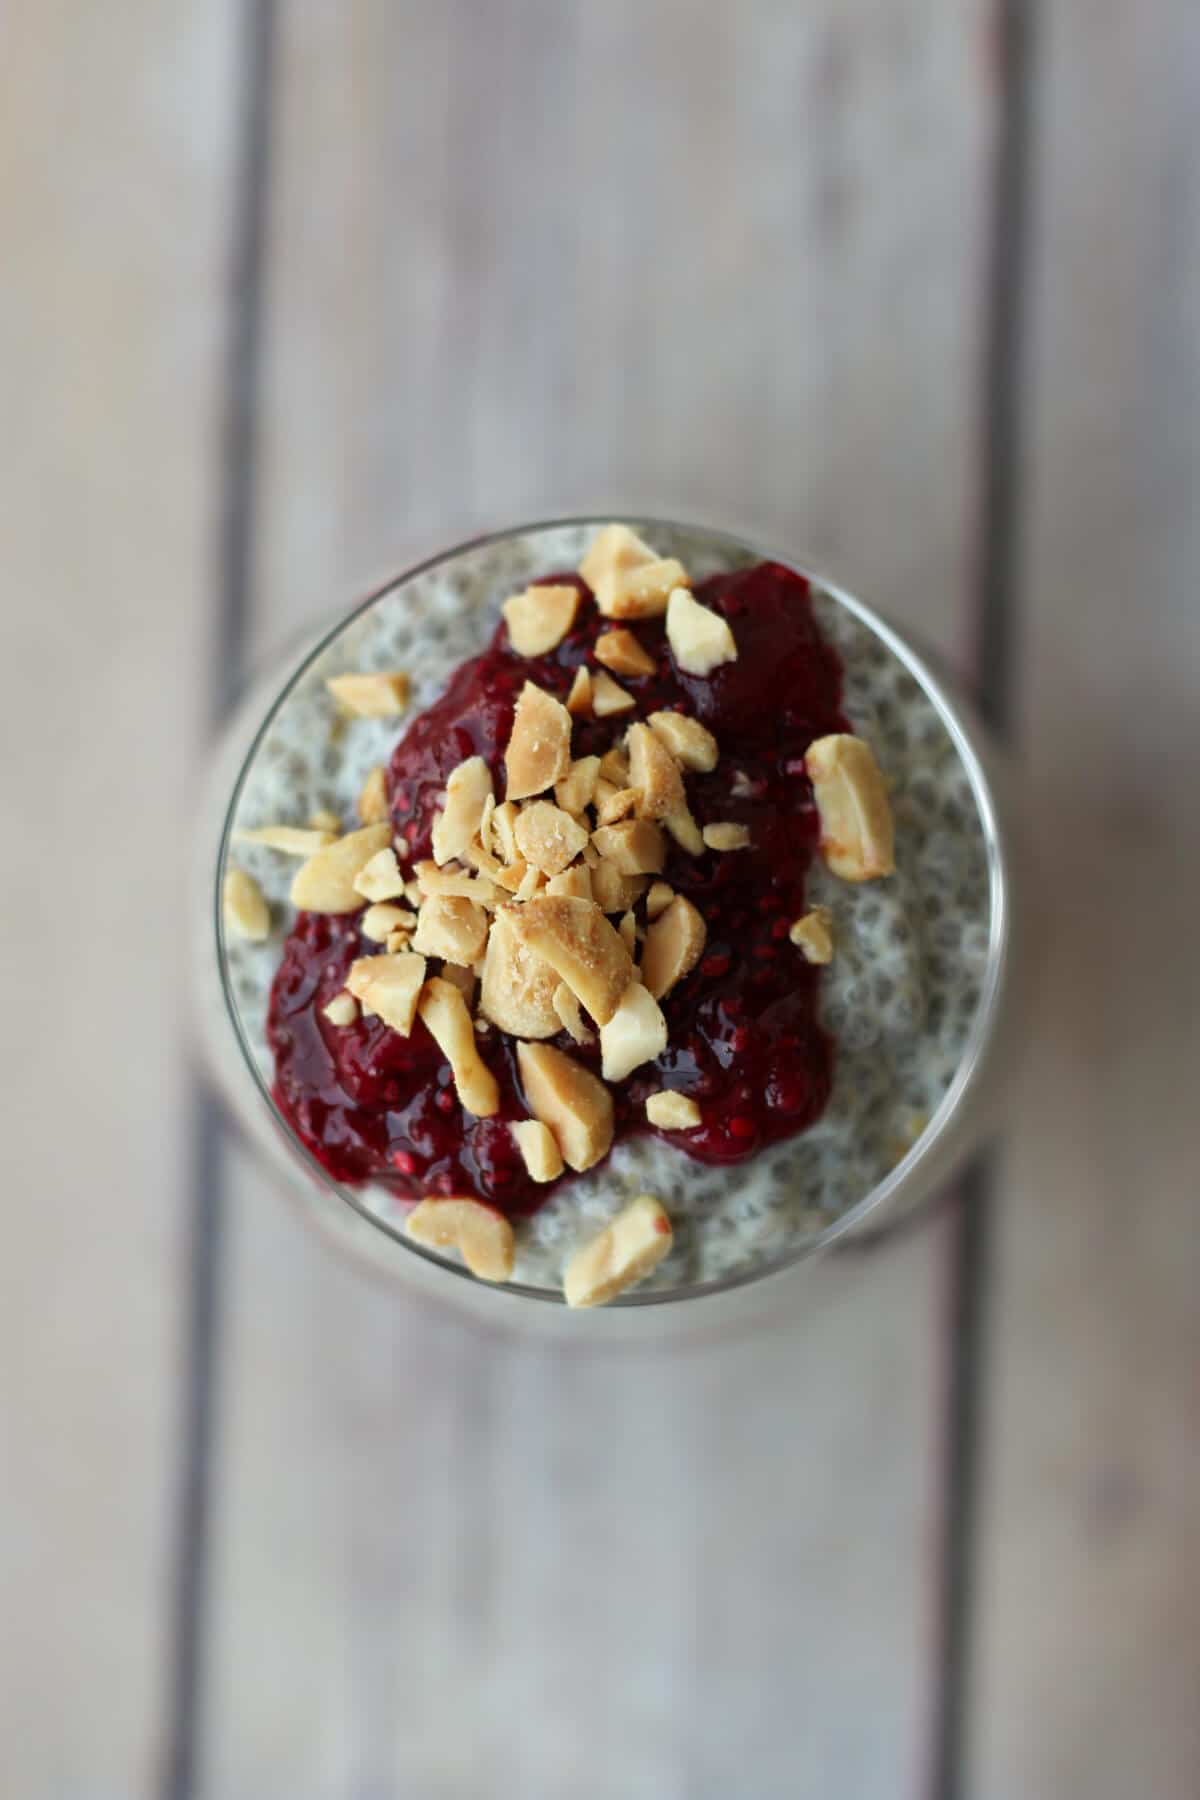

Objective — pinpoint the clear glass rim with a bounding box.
[215,512,1013,1308]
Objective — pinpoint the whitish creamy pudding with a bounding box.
[219,521,992,1304]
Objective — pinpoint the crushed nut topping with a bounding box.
[431,756,493,866]
[599,980,667,1082]
[491,799,520,864]
[502,583,579,656]
[438,961,477,1000]
[506,680,573,800]
[595,783,638,825]
[665,586,738,676]
[418,976,500,1116]
[591,669,637,717]
[579,524,689,620]
[361,902,417,943]
[565,665,593,716]
[517,1040,614,1172]
[511,895,634,1026]
[591,818,666,875]
[405,1197,514,1282]
[626,721,687,820]
[702,821,751,852]
[322,991,359,1028]
[511,1119,564,1183]
[645,880,674,920]
[563,1194,673,1307]
[804,733,895,881]
[789,906,835,964]
[594,628,656,678]
[325,671,411,718]
[551,982,594,1045]
[590,859,648,915]
[514,800,590,876]
[555,755,601,816]
[645,1090,701,1130]
[647,710,719,773]
[357,764,390,825]
[617,909,638,956]
[223,867,271,940]
[640,893,707,1000]
[352,847,409,902]
[415,860,500,906]
[234,825,337,855]
[662,808,704,857]
[545,863,593,901]
[290,823,392,913]
[479,907,561,1038]
[412,894,489,964]
[346,950,427,1035]
[598,745,631,787]
[308,808,342,835]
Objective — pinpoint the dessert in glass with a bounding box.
[206,518,1013,1322]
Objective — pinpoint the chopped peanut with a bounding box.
[514,863,543,903]
[406,1197,514,1283]
[357,764,390,825]
[290,823,392,913]
[352,847,408,902]
[579,524,689,620]
[514,801,590,877]
[511,1119,564,1183]
[591,819,666,875]
[591,670,636,717]
[599,980,667,1082]
[506,681,573,800]
[565,666,593,716]
[322,991,359,1028]
[386,929,411,954]
[308,808,342,835]
[663,808,704,857]
[517,1040,614,1172]
[702,821,751,852]
[503,583,579,656]
[595,784,638,826]
[594,628,656,678]
[555,755,601,816]
[789,906,835,964]
[479,907,561,1038]
[233,825,336,855]
[346,951,427,1035]
[666,586,738,676]
[645,880,674,920]
[418,976,499,1116]
[617,909,638,956]
[431,756,493,866]
[647,710,719,773]
[325,671,411,717]
[645,1090,701,1130]
[598,745,631,787]
[640,894,707,1000]
[590,859,648,915]
[552,982,594,1045]
[563,1195,673,1307]
[626,721,687,820]
[412,894,490,963]
[361,902,417,943]
[439,961,477,1000]
[511,896,634,1026]
[491,800,520,865]
[223,868,271,940]
[545,863,593,901]
[415,861,500,906]
[805,734,895,881]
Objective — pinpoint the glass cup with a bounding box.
[193,517,1020,1337]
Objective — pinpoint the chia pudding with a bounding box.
[219,521,993,1303]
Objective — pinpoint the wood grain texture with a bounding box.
[204,4,994,1797]
[0,4,238,1796]
[966,4,1200,1797]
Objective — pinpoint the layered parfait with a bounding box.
[220,522,992,1305]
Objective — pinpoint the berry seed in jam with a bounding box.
[268,560,849,1214]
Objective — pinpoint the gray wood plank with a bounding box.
[206,3,996,1795]
[967,4,1200,1796]
[0,4,239,1795]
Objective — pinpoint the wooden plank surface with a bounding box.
[0,4,238,1796]
[203,5,994,1797]
[967,5,1200,1796]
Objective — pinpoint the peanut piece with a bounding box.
[405,1197,514,1283]
[511,1119,564,1183]
[412,894,489,964]
[346,951,427,1035]
[479,907,561,1038]
[352,847,408,902]
[511,896,634,1026]
[647,710,719,773]
[565,665,593,716]
[322,991,359,1028]
[308,808,342,834]
[599,980,667,1082]
[223,868,270,940]
[626,721,687,820]
[594,628,655,678]
[325,671,411,717]
[645,880,674,920]
[579,524,689,620]
[591,819,666,875]
[804,734,895,881]
[641,894,707,1000]
[702,822,751,852]
[591,670,636,718]
[234,825,337,855]
[357,764,390,825]
[563,1195,673,1307]
[514,801,590,877]
[555,755,601,816]
[666,586,738,676]
[506,681,573,800]
[361,902,417,943]
[431,755,493,866]
[789,906,835,964]
[418,976,500,1116]
[503,583,579,656]
[517,1040,614,1172]
[552,982,594,1045]
[645,1091,701,1130]
[290,823,392,913]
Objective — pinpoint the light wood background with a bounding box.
[3,3,1197,1798]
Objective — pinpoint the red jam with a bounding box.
[268,560,849,1214]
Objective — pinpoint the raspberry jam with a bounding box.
[268,560,849,1214]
